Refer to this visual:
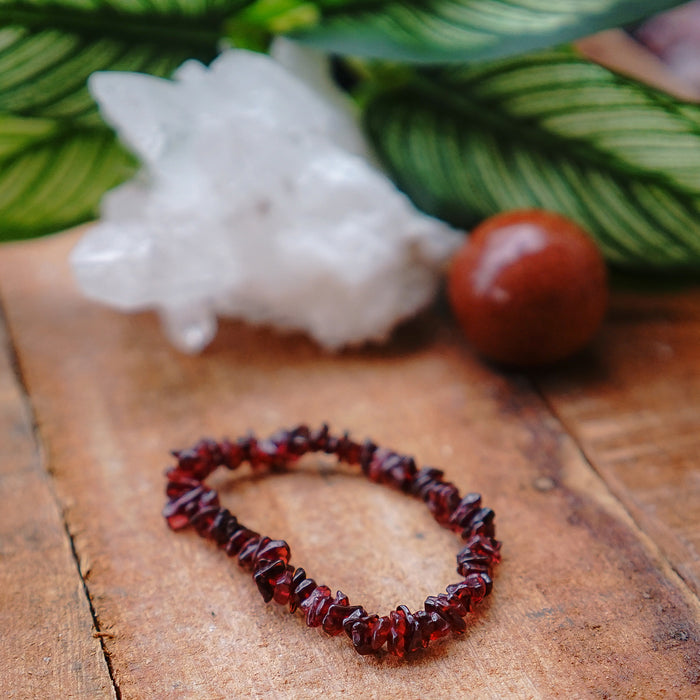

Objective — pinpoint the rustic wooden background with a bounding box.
[0,230,698,699]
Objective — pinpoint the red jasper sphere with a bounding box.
[447,210,608,367]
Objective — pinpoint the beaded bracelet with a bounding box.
[163,424,501,658]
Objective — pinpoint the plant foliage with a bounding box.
[0,0,238,239]
[299,0,686,63]
[0,0,698,270]
[365,48,700,268]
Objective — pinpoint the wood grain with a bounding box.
[536,286,700,597]
[0,230,698,699]
[0,280,115,698]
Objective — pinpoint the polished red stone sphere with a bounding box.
[447,210,608,366]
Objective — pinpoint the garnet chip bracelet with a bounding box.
[163,424,501,657]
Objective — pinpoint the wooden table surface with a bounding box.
[0,230,698,699]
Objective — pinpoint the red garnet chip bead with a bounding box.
[163,424,501,658]
[448,209,608,367]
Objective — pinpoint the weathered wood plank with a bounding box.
[0,288,115,698]
[535,286,700,597]
[0,230,698,699]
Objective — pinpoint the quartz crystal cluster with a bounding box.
[71,42,460,352]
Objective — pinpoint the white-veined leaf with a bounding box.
[364,49,700,269]
[0,114,58,159]
[0,125,135,238]
[0,0,252,238]
[297,0,687,63]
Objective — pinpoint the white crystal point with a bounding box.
[269,38,370,159]
[160,304,218,354]
[88,72,185,166]
[72,48,461,352]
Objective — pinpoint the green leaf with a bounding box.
[0,0,249,239]
[0,122,136,238]
[297,0,687,64]
[364,49,700,269]
[0,114,57,159]
[0,1,238,122]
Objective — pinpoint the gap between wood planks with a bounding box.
[0,297,122,700]
[530,376,695,598]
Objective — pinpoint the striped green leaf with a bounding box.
[364,49,700,269]
[0,122,136,238]
[0,0,247,239]
[298,0,687,64]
